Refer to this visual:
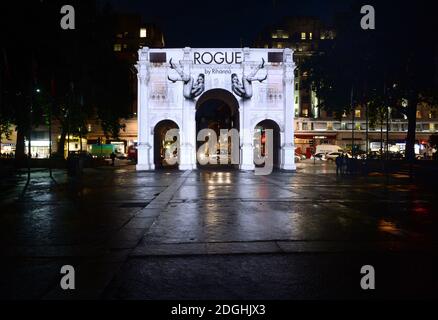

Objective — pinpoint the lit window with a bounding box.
[140,28,147,38]
[116,33,123,38]
[301,32,306,40]
[327,122,333,130]
[87,124,92,132]
[123,44,128,49]
[276,43,283,49]
[272,33,278,39]
[342,112,347,118]
[303,109,309,117]
[113,44,122,52]
[355,110,361,118]
[320,33,326,40]
[309,32,313,40]
[416,110,422,119]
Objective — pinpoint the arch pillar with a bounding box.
[240,99,255,170]
[240,48,255,171]
[179,98,197,170]
[281,48,296,171]
[136,48,154,171]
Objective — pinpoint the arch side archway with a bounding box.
[153,120,180,169]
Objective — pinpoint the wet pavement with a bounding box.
[0,162,437,299]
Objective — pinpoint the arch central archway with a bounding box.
[195,89,240,169]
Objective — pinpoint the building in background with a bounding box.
[85,14,165,156]
[113,14,165,117]
[256,16,437,158]
[256,16,335,119]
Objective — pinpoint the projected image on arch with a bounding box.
[195,89,240,168]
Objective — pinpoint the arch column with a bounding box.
[281,48,296,171]
[240,99,255,170]
[136,48,154,171]
[240,48,255,170]
[179,47,197,170]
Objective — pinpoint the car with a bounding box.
[325,152,343,161]
[311,152,326,160]
[315,145,343,154]
[294,155,301,163]
[367,151,381,160]
[127,145,138,162]
[389,152,404,160]
[115,151,127,160]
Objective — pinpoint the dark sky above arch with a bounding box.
[106,0,354,48]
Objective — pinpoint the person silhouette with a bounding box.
[231,58,267,99]
[168,58,205,99]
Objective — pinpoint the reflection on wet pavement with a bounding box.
[0,162,437,299]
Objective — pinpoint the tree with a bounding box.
[302,0,438,162]
[1,0,132,162]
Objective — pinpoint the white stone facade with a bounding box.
[136,47,296,171]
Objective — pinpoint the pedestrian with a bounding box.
[341,154,347,175]
[335,154,342,176]
[110,152,116,166]
[346,156,352,175]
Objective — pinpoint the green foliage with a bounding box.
[1,1,133,159]
[302,1,438,161]
[0,120,12,140]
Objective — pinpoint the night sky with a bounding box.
[107,0,354,47]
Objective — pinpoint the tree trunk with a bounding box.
[405,95,418,163]
[58,129,66,158]
[15,125,26,165]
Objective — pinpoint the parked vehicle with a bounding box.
[315,145,343,155]
[325,152,343,161]
[115,151,127,160]
[295,152,307,160]
[127,145,138,162]
[311,153,326,160]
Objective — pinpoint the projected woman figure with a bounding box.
[168,58,205,99]
[231,58,267,99]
